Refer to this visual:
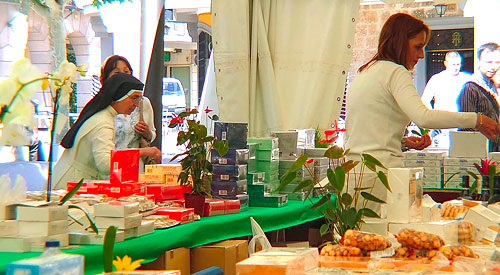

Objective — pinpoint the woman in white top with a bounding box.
[344,13,500,169]
[53,74,162,189]
[100,55,156,170]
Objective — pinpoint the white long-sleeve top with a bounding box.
[344,60,477,168]
[53,106,118,189]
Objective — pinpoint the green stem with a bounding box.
[47,89,61,202]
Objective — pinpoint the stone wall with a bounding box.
[349,2,463,83]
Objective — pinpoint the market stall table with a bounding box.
[0,199,322,275]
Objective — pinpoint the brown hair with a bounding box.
[100,55,133,84]
[359,13,430,72]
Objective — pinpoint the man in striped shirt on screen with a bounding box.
[457,42,500,152]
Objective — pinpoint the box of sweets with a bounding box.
[203,200,225,216]
[67,181,100,195]
[213,164,247,181]
[214,122,248,149]
[223,199,240,214]
[156,207,195,224]
[211,180,247,199]
[247,137,279,151]
[109,149,140,184]
[211,149,249,165]
[99,182,146,198]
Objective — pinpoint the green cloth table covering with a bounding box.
[0,199,321,275]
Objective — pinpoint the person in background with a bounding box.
[457,42,500,152]
[53,73,162,189]
[420,51,471,148]
[100,55,157,170]
[421,51,470,112]
[344,13,500,212]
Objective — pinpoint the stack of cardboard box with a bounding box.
[402,151,445,189]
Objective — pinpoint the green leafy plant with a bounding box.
[444,158,499,200]
[59,179,99,235]
[168,108,228,195]
[411,126,430,137]
[277,145,390,243]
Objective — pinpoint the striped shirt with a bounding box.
[457,73,499,152]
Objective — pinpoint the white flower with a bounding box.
[50,60,78,98]
[0,123,31,146]
[77,63,88,76]
[0,78,21,106]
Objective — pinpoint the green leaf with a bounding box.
[276,170,297,191]
[103,226,117,273]
[341,160,359,174]
[361,153,387,170]
[360,208,380,218]
[68,214,84,226]
[354,187,371,191]
[293,179,314,193]
[320,224,330,236]
[466,171,479,180]
[334,166,345,193]
[341,193,352,206]
[304,185,314,201]
[212,114,219,121]
[361,192,386,204]
[326,168,338,191]
[419,127,430,135]
[177,131,188,145]
[377,171,391,192]
[411,130,422,137]
[443,171,462,188]
[340,207,359,228]
[195,124,208,139]
[290,154,308,171]
[168,121,178,128]
[311,194,331,210]
[324,207,337,221]
[59,178,84,205]
[213,140,229,157]
[324,146,344,160]
[68,204,99,235]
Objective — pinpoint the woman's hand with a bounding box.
[476,114,500,141]
[405,134,432,150]
[139,147,162,163]
[134,121,152,141]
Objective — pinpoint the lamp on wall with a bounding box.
[434,4,447,17]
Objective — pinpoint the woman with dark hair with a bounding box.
[344,13,500,169]
[101,55,156,170]
[53,73,162,189]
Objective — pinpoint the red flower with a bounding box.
[340,236,344,245]
[324,130,336,137]
[333,120,346,132]
[205,107,213,113]
[476,158,495,176]
[169,114,184,125]
[307,158,314,164]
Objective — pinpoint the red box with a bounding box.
[110,149,140,184]
[67,181,100,195]
[203,200,225,217]
[156,207,195,224]
[99,182,146,198]
[146,184,168,202]
[223,199,241,214]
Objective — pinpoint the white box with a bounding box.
[388,221,459,245]
[423,166,442,175]
[487,203,500,215]
[94,202,140,217]
[95,213,142,229]
[464,205,500,231]
[450,131,488,158]
[443,157,481,166]
[16,204,68,222]
[69,231,125,245]
[0,220,18,237]
[489,152,500,162]
[443,165,476,174]
[359,218,388,236]
[387,168,423,223]
[18,220,68,237]
[0,204,16,220]
[403,159,442,167]
[28,233,69,249]
[137,220,155,236]
[403,151,445,160]
[423,181,441,189]
[121,227,139,239]
[0,237,30,252]
[423,173,441,181]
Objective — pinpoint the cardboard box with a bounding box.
[403,151,446,160]
[211,148,249,165]
[121,227,139,239]
[0,204,16,220]
[253,247,319,272]
[67,181,100,194]
[236,255,303,275]
[156,207,194,224]
[443,157,481,166]
[422,166,442,175]
[0,237,30,252]
[443,165,476,174]
[165,174,181,185]
[28,233,69,249]
[403,159,442,167]
[256,148,280,161]
[138,220,155,236]
[94,213,142,229]
[213,164,247,181]
[247,137,278,151]
[99,182,146,198]
[386,168,423,223]
[140,247,190,274]
[204,200,225,216]
[16,203,68,222]
[18,220,68,237]
[139,173,166,184]
[145,164,182,175]
[94,202,139,217]
[0,220,18,237]
[449,131,488,158]
[110,149,140,184]
[271,131,298,160]
[223,199,240,214]
[69,231,125,245]
[250,194,288,208]
[359,218,388,236]
[191,240,248,275]
[464,205,500,231]
[211,180,247,199]
[214,122,249,149]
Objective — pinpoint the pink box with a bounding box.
[110,149,140,184]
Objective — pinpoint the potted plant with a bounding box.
[277,129,390,244]
[168,108,228,216]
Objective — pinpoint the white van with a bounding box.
[162,77,187,116]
